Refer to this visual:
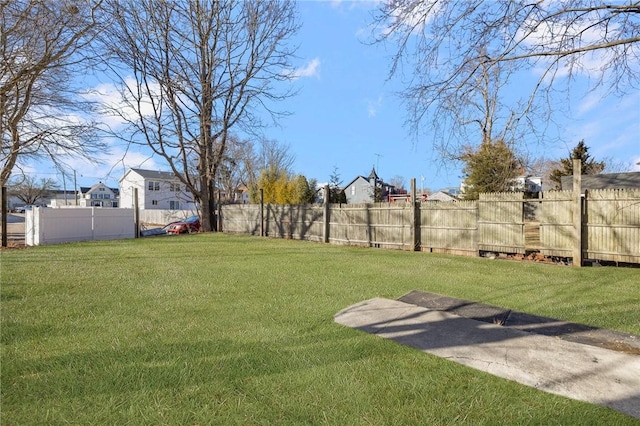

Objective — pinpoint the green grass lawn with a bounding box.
[2,234,639,424]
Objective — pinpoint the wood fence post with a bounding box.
[260,189,264,237]
[133,187,140,238]
[1,186,7,248]
[572,159,582,267]
[411,178,420,251]
[323,184,330,243]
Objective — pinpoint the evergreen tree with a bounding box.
[461,140,521,200]
[288,175,313,204]
[328,166,347,203]
[549,140,605,189]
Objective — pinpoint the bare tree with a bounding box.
[526,156,561,188]
[389,175,406,191]
[373,1,640,154]
[101,0,299,231]
[7,175,58,206]
[1,0,105,187]
[216,135,251,204]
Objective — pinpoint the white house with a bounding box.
[119,168,195,210]
[513,176,542,193]
[78,183,119,207]
[47,189,79,207]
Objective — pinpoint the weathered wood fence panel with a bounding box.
[264,204,324,241]
[328,204,366,246]
[420,201,477,256]
[328,203,412,249]
[478,193,525,254]
[538,191,574,258]
[584,189,640,263]
[221,205,262,235]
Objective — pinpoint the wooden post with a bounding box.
[133,187,140,238]
[1,186,7,248]
[572,159,582,267]
[259,188,264,237]
[411,178,420,251]
[323,184,330,243]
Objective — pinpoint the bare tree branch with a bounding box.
[372,0,640,157]
[1,0,106,186]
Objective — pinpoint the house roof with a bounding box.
[342,167,395,191]
[342,175,369,190]
[427,191,459,202]
[79,183,120,195]
[368,166,379,180]
[560,172,640,191]
[119,168,181,182]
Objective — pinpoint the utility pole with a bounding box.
[62,172,67,206]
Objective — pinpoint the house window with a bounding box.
[351,185,355,195]
[152,200,158,206]
[91,194,97,199]
[169,200,180,210]
[148,181,160,191]
[99,187,105,191]
[170,183,180,192]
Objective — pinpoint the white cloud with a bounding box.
[84,77,163,129]
[367,95,383,117]
[330,0,379,11]
[562,91,640,172]
[285,58,321,80]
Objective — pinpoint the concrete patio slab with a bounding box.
[334,297,640,419]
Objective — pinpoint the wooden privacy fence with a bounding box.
[584,189,640,264]
[220,188,640,265]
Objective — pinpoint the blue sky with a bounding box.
[27,0,640,192]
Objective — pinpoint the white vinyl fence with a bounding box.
[26,207,135,246]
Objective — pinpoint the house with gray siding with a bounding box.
[343,167,396,203]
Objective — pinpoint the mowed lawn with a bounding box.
[2,234,639,424]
